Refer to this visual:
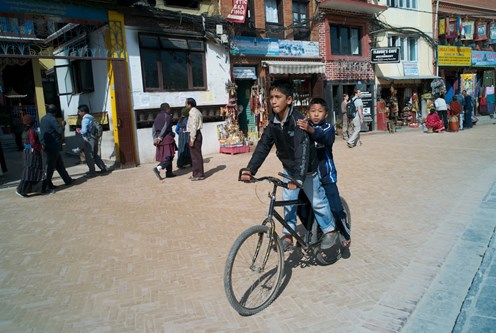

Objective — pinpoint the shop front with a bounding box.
[376,76,440,131]
[229,36,325,145]
[438,46,496,119]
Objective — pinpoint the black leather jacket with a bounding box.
[247,108,318,183]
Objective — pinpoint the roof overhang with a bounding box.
[262,60,326,75]
[379,75,441,81]
[318,0,387,15]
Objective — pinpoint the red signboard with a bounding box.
[227,0,248,23]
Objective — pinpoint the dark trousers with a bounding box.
[464,110,473,128]
[190,130,204,178]
[83,138,106,173]
[438,110,448,129]
[0,141,7,173]
[322,181,350,240]
[45,150,72,186]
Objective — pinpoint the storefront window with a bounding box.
[139,34,206,92]
[388,35,418,61]
[330,25,362,56]
[387,0,417,9]
[292,1,309,40]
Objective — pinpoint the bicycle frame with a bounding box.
[262,180,312,251]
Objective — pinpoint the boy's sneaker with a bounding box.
[321,231,338,249]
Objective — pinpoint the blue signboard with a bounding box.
[0,0,108,22]
[472,50,496,67]
[230,36,320,58]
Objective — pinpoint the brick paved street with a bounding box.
[1,122,496,333]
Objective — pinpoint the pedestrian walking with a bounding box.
[76,105,107,177]
[185,98,204,181]
[40,104,74,189]
[347,89,363,148]
[341,94,351,140]
[16,114,52,197]
[152,103,176,180]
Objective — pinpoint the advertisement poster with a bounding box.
[461,74,476,97]
[472,51,496,67]
[230,36,320,58]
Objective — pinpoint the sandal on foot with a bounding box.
[280,234,294,252]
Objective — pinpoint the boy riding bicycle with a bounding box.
[240,80,338,250]
[297,98,351,258]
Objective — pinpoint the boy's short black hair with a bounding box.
[309,97,327,109]
[269,80,294,99]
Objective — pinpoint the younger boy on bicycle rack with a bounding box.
[297,98,351,258]
[240,80,338,251]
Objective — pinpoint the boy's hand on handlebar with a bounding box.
[287,182,299,190]
[239,168,253,182]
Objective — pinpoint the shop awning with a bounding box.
[262,60,326,74]
[379,75,441,81]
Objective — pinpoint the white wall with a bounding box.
[56,27,116,162]
[375,1,435,77]
[125,26,230,162]
[58,25,230,165]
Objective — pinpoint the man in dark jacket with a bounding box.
[240,80,337,250]
[40,104,74,189]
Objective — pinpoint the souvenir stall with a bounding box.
[218,80,250,155]
[383,85,418,131]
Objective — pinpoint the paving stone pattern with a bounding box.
[1,123,496,333]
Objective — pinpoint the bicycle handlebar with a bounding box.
[238,169,303,189]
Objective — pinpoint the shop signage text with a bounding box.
[370,47,400,63]
[226,0,248,23]
[472,51,496,67]
[437,46,471,67]
[230,36,320,58]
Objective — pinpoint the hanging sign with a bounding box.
[370,47,400,63]
[226,0,248,23]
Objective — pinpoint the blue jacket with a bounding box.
[308,120,337,184]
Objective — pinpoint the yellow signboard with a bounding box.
[438,46,472,66]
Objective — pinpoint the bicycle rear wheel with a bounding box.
[224,224,284,316]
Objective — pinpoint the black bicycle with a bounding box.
[223,171,351,316]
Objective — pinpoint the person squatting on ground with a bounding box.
[434,94,448,130]
[152,103,177,180]
[239,80,338,251]
[185,98,205,181]
[76,105,107,177]
[40,104,74,189]
[347,89,363,148]
[297,97,351,258]
[426,109,445,133]
[16,114,52,197]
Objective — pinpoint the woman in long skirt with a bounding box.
[16,115,51,197]
[175,108,192,168]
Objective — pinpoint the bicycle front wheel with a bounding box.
[224,224,284,316]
